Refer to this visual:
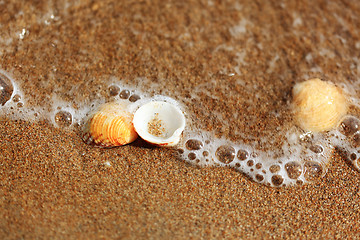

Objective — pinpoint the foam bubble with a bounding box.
[0,71,40,121]
[119,89,130,99]
[108,85,120,97]
[332,115,360,172]
[54,110,73,127]
[129,94,141,102]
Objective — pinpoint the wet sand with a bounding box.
[1,0,360,239]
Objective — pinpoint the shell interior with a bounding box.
[133,101,186,146]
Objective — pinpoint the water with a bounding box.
[2,73,359,187]
[1,0,360,187]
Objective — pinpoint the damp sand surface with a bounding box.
[1,120,360,239]
[1,0,360,239]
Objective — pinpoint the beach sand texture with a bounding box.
[1,0,360,239]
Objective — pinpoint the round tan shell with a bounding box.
[82,101,138,147]
[292,78,348,132]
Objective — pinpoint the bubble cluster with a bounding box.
[178,125,335,187]
[0,71,30,119]
[0,74,148,131]
[107,84,142,103]
[335,115,360,171]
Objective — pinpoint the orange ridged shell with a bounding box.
[292,78,348,132]
[82,101,138,147]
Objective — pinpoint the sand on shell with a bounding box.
[1,0,360,239]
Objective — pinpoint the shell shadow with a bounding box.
[131,137,157,149]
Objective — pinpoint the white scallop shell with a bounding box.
[133,101,186,146]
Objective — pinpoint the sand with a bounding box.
[1,0,360,239]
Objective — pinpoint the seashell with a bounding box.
[133,100,186,146]
[82,101,138,147]
[292,78,348,132]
